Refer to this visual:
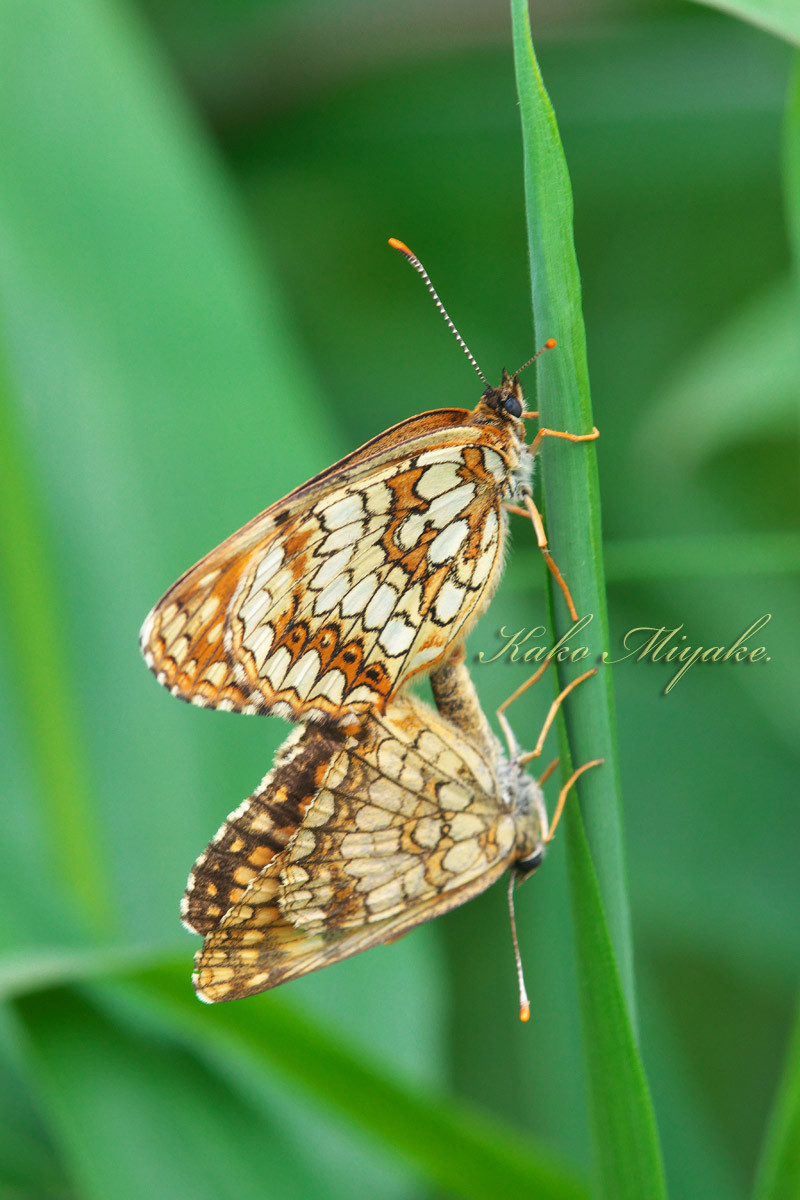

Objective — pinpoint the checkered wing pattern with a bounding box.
[140,408,528,725]
[189,692,518,1001]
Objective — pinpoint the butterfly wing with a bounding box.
[181,721,344,937]
[140,410,520,724]
[190,693,516,1001]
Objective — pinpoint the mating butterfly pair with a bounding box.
[140,240,600,1012]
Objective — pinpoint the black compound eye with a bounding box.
[517,848,544,874]
[504,395,523,418]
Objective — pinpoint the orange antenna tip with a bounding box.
[388,237,414,256]
[507,875,530,1027]
[513,337,558,378]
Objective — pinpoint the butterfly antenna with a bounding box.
[513,338,557,378]
[389,238,488,386]
[507,874,530,1022]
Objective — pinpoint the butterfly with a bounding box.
[186,649,601,1016]
[140,240,598,728]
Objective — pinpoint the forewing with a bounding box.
[193,694,516,1001]
[141,412,515,724]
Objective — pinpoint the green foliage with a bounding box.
[752,49,800,1200]
[753,1001,800,1200]
[509,0,633,1012]
[126,963,589,1200]
[0,0,796,1198]
[563,803,668,1199]
[511,6,667,1194]
[687,0,800,46]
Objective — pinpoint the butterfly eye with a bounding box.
[516,847,544,875]
[504,396,523,418]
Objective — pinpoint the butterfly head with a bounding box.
[497,752,547,881]
[479,369,526,421]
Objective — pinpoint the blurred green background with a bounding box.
[0,0,798,1197]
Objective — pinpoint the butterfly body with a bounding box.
[186,655,546,1002]
[140,382,532,727]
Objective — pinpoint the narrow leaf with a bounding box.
[753,1001,800,1200]
[565,803,669,1200]
[751,46,800,1200]
[686,0,800,47]
[0,345,112,936]
[15,987,325,1200]
[511,5,669,1197]
[122,963,589,1200]
[785,54,800,267]
[509,0,633,1008]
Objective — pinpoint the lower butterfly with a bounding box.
[185,650,602,1017]
[140,240,598,727]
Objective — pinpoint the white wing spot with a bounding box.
[472,544,496,589]
[364,583,399,630]
[379,616,416,657]
[416,447,462,468]
[314,575,350,613]
[412,817,442,849]
[428,520,469,565]
[283,650,322,699]
[313,546,354,590]
[254,544,285,586]
[481,507,499,549]
[481,447,507,482]
[263,645,292,688]
[250,625,275,671]
[396,512,427,550]
[308,668,346,705]
[443,839,482,874]
[416,461,461,499]
[438,781,472,811]
[321,494,366,530]
[340,575,378,617]
[434,578,466,624]
[364,480,393,516]
[428,483,475,529]
[448,812,484,840]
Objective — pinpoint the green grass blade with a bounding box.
[509,0,632,1007]
[0,945,182,1000]
[513,0,633,1012]
[750,46,800,1200]
[785,54,800,265]
[15,987,327,1200]
[1,947,589,1200]
[511,5,669,1196]
[685,0,800,46]
[564,802,669,1200]
[122,963,589,1200]
[0,346,113,937]
[753,1002,800,1200]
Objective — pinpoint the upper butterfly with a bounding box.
[140,239,597,726]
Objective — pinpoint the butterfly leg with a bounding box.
[526,424,600,456]
[516,488,580,622]
[497,666,597,766]
[494,656,550,757]
[537,757,560,787]
[544,758,604,843]
[509,424,599,620]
